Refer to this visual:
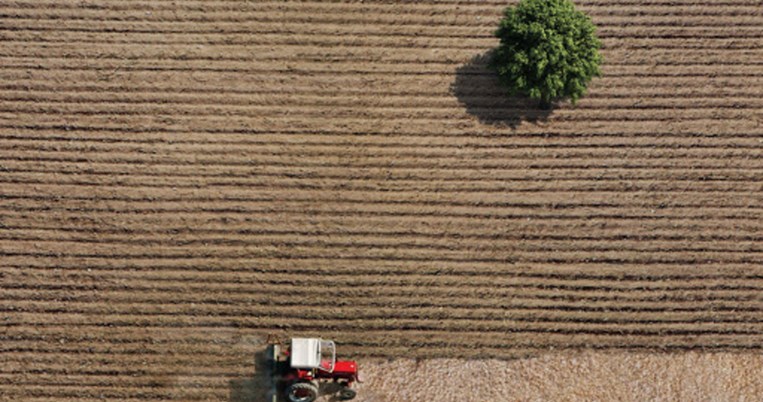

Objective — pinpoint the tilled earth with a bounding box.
[354,351,763,401]
[2,0,763,400]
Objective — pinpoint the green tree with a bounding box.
[490,0,602,109]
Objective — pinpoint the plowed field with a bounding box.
[2,0,763,400]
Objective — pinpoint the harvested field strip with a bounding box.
[3,95,763,112]
[5,184,763,204]
[1,133,762,148]
[5,204,762,223]
[0,75,760,95]
[0,348,532,366]
[5,222,763,242]
[2,4,762,20]
[6,0,763,7]
[9,290,763,316]
[4,197,762,215]
[4,137,762,155]
[16,297,763,325]
[5,85,763,99]
[0,377,237,393]
[4,153,763,170]
[3,131,762,144]
[2,40,759,52]
[3,164,763,183]
[8,323,763,354]
[2,139,762,152]
[8,295,763,315]
[2,150,760,169]
[3,128,763,143]
[3,122,758,141]
[10,336,749,358]
[2,120,758,136]
[7,326,753,362]
[2,177,760,197]
[3,204,762,224]
[6,17,763,31]
[5,163,759,182]
[4,26,763,44]
[12,268,763,292]
[0,41,763,53]
[2,65,762,82]
[0,388,213,401]
[9,178,760,193]
[4,324,763,355]
[11,285,763,306]
[0,380,230,395]
[4,374,225,388]
[13,266,763,288]
[4,234,762,255]
[3,92,761,108]
[5,156,755,170]
[2,108,752,124]
[0,385,230,401]
[3,29,763,44]
[4,74,763,90]
[5,241,762,265]
[7,324,763,348]
[5,231,763,254]
[12,257,763,279]
[5,339,761,360]
[0,399,148,402]
[10,317,763,341]
[1,11,759,24]
[5,89,763,105]
[5,355,250,371]
[5,57,763,72]
[6,0,763,10]
[1,137,761,152]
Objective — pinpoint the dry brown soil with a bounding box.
[353,351,763,401]
[2,0,763,400]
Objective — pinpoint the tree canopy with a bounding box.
[490,0,602,108]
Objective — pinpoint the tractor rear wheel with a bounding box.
[285,382,319,402]
[338,387,357,400]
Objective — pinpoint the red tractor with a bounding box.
[269,338,360,402]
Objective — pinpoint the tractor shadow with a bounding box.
[451,51,555,129]
[319,382,348,402]
[229,348,271,402]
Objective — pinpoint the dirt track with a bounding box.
[2,0,763,400]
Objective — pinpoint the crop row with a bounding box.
[2,4,761,23]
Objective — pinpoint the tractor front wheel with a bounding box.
[338,387,357,400]
[285,382,319,402]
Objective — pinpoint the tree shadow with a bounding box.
[229,348,273,402]
[451,51,555,129]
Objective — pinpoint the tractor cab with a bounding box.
[289,338,335,372]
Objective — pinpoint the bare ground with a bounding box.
[353,352,763,402]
